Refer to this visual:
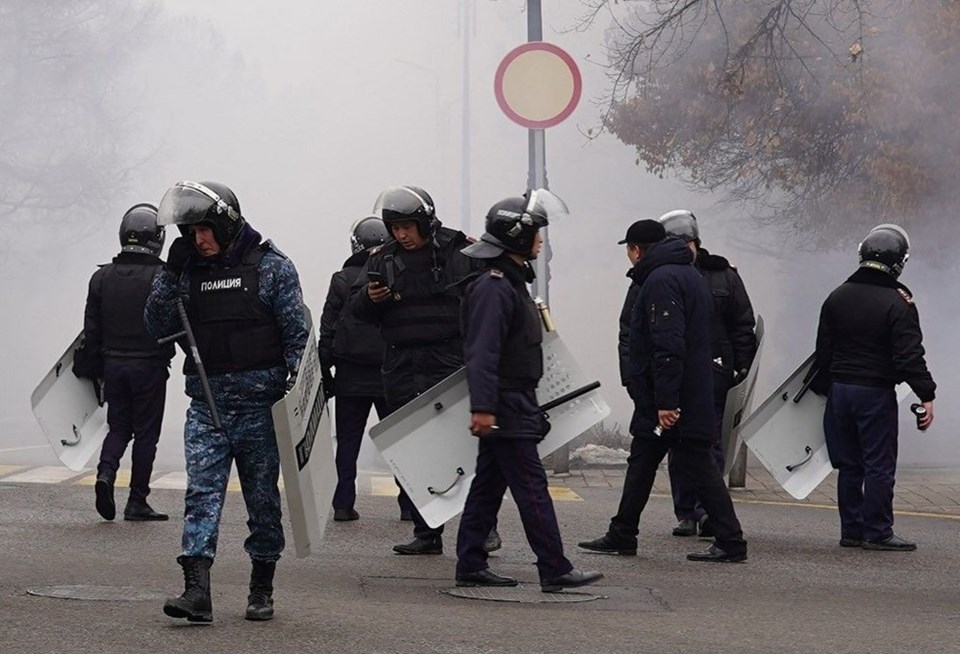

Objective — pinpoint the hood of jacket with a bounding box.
[695,247,731,272]
[632,236,694,285]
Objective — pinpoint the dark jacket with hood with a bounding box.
[617,271,642,389]
[83,252,174,366]
[461,256,546,440]
[319,249,387,397]
[627,237,716,441]
[814,267,936,401]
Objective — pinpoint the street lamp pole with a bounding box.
[526,0,550,307]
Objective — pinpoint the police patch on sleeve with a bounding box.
[897,288,914,305]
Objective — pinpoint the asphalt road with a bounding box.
[2,479,958,654]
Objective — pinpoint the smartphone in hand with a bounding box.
[367,271,384,286]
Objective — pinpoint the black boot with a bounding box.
[124,498,169,521]
[245,560,276,621]
[94,470,116,521]
[163,556,213,622]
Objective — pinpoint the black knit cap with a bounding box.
[618,219,666,245]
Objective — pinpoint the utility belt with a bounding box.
[499,377,538,392]
[388,336,462,350]
[832,375,894,389]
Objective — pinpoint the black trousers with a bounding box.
[332,395,389,510]
[456,438,573,580]
[823,382,899,543]
[669,396,726,521]
[98,361,168,502]
[610,435,746,556]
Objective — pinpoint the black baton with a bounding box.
[158,297,223,430]
[540,381,601,413]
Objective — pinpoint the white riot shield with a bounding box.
[720,315,765,475]
[369,330,610,528]
[271,307,336,558]
[741,352,918,500]
[738,355,830,499]
[30,333,108,471]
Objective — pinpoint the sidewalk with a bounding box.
[555,462,960,518]
[4,460,960,518]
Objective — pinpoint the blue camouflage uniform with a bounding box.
[145,225,307,563]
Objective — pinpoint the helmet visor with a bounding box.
[372,186,434,221]
[524,189,568,226]
[157,181,240,227]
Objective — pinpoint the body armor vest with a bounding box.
[184,247,284,375]
[100,257,174,360]
[497,284,544,390]
[378,237,465,347]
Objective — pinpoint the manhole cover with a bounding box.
[26,585,165,601]
[441,584,604,603]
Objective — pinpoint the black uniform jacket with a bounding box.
[814,267,936,402]
[83,252,174,366]
[462,257,545,441]
[627,237,716,441]
[697,248,757,374]
[319,249,386,397]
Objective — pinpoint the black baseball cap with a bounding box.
[618,219,666,245]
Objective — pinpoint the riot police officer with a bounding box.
[146,181,308,622]
[814,224,935,551]
[81,204,174,522]
[579,220,748,563]
[350,185,495,555]
[319,216,391,521]
[659,209,758,538]
[455,192,602,592]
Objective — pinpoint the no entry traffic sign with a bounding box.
[494,42,582,129]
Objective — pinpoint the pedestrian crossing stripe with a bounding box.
[2,466,81,484]
[0,467,581,501]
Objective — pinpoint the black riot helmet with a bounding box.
[350,215,390,253]
[462,189,567,260]
[156,180,245,248]
[119,203,164,256]
[373,185,437,237]
[658,209,700,245]
[858,223,910,278]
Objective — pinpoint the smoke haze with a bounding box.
[2,1,954,474]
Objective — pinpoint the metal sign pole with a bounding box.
[525,0,566,473]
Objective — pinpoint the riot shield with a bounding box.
[740,353,915,499]
[369,330,610,528]
[31,332,108,471]
[720,315,765,475]
[271,307,336,558]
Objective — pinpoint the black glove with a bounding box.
[322,374,336,401]
[165,236,196,277]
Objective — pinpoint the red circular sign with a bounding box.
[494,42,582,129]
